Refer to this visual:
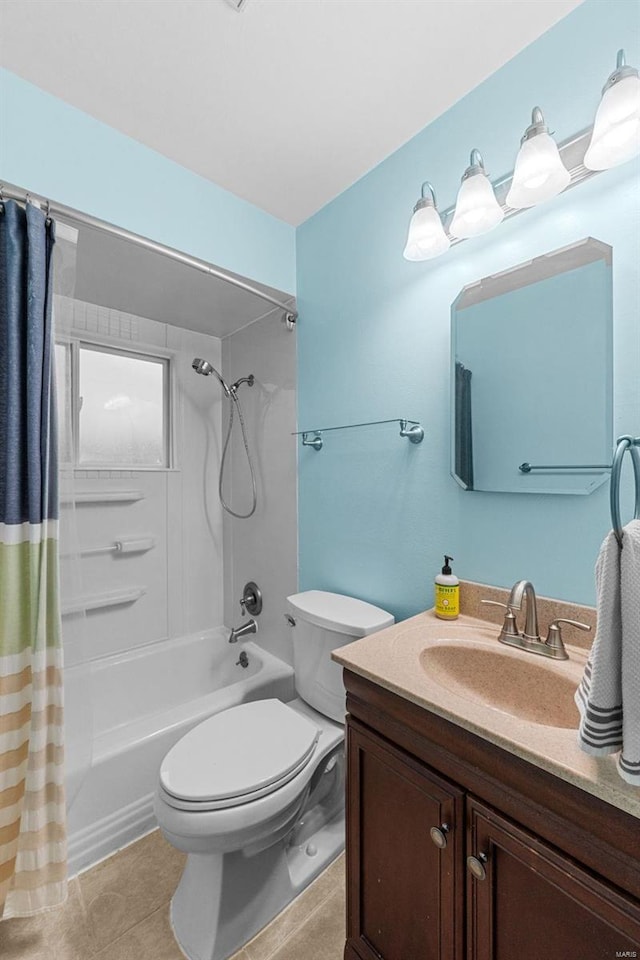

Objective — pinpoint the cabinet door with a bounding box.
[467,797,640,960]
[345,719,465,960]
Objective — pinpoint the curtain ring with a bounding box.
[45,200,52,224]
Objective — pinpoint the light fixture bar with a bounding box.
[439,126,597,246]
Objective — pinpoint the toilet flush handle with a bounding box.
[284,614,296,627]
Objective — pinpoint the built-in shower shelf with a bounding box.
[62,586,146,616]
[61,490,145,505]
[293,418,424,451]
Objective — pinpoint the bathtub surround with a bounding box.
[55,296,297,876]
[0,202,67,917]
[55,295,226,659]
[222,309,298,665]
[297,0,640,612]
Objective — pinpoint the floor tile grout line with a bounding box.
[91,898,175,960]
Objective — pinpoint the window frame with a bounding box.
[58,335,176,471]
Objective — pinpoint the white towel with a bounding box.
[575,519,640,786]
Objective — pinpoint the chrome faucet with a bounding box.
[228,618,258,643]
[481,580,591,661]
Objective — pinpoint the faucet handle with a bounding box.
[550,618,591,632]
[544,618,591,660]
[239,581,262,617]
[481,600,519,639]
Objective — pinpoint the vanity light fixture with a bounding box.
[506,107,570,208]
[449,150,504,239]
[403,48,639,261]
[584,49,640,170]
[403,181,450,261]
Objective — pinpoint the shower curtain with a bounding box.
[0,200,67,917]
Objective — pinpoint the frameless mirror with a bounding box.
[451,238,613,495]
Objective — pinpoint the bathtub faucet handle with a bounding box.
[239,581,262,617]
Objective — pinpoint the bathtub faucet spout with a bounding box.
[228,619,258,643]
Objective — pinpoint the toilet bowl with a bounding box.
[155,590,394,960]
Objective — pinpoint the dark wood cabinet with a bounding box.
[347,721,464,960]
[343,670,640,960]
[467,798,640,960]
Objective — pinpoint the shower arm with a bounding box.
[230,375,255,395]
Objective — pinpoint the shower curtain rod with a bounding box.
[0,182,298,323]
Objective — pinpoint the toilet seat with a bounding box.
[160,699,320,811]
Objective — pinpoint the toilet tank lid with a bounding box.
[286,590,394,637]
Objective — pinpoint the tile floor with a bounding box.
[0,830,346,960]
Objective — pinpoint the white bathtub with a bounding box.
[65,629,295,876]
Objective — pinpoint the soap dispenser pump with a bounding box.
[435,555,460,620]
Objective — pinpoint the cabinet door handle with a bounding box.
[429,823,450,849]
[467,853,488,881]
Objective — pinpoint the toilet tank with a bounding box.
[286,591,394,723]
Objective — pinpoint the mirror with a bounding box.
[451,238,613,495]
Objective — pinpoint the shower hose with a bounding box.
[219,389,257,519]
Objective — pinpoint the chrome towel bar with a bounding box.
[294,418,424,452]
[519,462,611,473]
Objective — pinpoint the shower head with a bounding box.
[192,357,213,376]
[192,358,231,397]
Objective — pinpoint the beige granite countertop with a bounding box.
[332,605,640,819]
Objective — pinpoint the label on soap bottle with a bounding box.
[435,583,459,619]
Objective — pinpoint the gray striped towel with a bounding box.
[575,518,640,786]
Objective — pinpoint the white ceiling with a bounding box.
[0,0,583,225]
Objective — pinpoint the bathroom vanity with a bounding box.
[333,596,640,960]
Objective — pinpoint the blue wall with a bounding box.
[297,0,640,614]
[0,68,296,294]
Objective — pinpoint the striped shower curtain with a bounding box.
[0,200,67,917]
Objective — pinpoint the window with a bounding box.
[78,345,169,467]
[55,340,171,469]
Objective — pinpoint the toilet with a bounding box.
[154,590,393,960]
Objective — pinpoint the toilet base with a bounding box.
[169,814,344,960]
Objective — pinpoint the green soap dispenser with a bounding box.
[435,555,459,620]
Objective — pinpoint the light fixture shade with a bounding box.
[403,202,450,261]
[506,131,570,208]
[450,152,503,239]
[584,72,640,170]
